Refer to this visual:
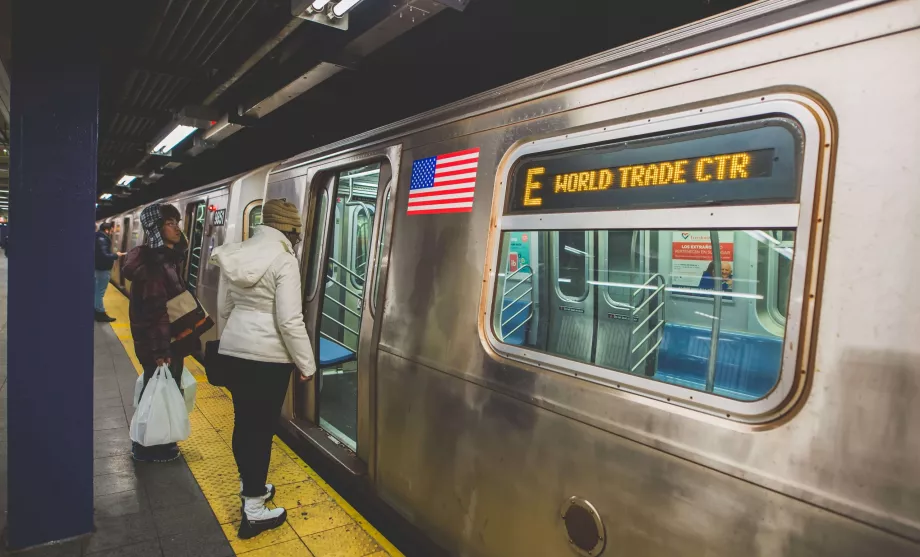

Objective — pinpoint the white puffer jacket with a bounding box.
[209,226,316,377]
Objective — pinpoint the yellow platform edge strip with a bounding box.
[104,285,404,557]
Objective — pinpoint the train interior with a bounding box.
[493,228,795,400]
[313,163,382,450]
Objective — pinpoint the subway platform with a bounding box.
[0,257,402,556]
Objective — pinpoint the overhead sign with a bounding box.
[507,118,801,214]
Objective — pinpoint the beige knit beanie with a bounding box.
[262,199,302,234]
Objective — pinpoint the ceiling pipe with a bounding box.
[201,0,447,146]
[202,16,305,106]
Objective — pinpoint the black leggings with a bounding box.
[225,356,293,498]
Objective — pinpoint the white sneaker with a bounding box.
[238,498,287,539]
[239,481,275,503]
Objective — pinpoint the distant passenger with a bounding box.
[210,199,316,539]
[122,204,192,463]
[698,261,733,292]
[94,222,124,322]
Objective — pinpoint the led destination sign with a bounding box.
[507,119,800,214]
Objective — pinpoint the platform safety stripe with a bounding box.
[104,285,404,557]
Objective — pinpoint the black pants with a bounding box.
[225,355,293,498]
[138,358,184,449]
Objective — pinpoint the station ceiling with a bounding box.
[2,0,756,218]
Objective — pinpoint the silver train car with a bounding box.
[100,0,920,554]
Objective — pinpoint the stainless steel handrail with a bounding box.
[320,331,354,353]
[628,273,665,374]
[632,283,665,315]
[328,257,364,281]
[326,274,363,299]
[631,320,665,355]
[323,295,361,319]
[321,312,359,337]
[498,264,535,342]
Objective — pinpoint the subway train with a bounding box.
[99,0,920,555]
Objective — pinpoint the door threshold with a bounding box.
[284,417,367,477]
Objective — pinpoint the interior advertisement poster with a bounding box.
[507,232,532,273]
[671,231,734,290]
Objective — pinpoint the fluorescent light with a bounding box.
[100,193,113,200]
[331,0,364,17]
[151,124,197,155]
[117,175,137,186]
[311,0,332,10]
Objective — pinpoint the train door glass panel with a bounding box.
[184,201,207,293]
[118,217,130,286]
[547,231,594,363]
[372,187,392,309]
[494,228,796,401]
[243,200,263,241]
[316,163,381,450]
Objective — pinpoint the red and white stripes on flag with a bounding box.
[407,148,480,215]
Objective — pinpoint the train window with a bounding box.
[554,231,590,301]
[242,200,263,241]
[372,187,392,309]
[486,99,828,420]
[349,209,371,289]
[755,230,794,333]
[493,228,795,401]
[306,190,329,298]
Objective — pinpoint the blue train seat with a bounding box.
[319,337,356,368]
[654,323,782,400]
[500,299,531,346]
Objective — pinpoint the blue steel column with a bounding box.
[7,0,100,548]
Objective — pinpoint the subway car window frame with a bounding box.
[483,96,827,422]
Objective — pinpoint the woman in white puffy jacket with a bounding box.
[209,199,316,540]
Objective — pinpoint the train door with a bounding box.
[117,217,131,287]
[197,192,228,326]
[546,231,595,363]
[183,200,207,294]
[294,147,399,469]
[595,231,662,376]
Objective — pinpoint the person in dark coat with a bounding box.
[94,222,124,322]
[697,261,733,292]
[122,203,191,463]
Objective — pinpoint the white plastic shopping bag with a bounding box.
[129,365,191,446]
[132,374,144,408]
[180,367,197,414]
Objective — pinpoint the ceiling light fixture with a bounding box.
[310,0,332,10]
[149,106,219,156]
[151,124,197,156]
[330,0,365,18]
[117,174,138,187]
[99,193,113,200]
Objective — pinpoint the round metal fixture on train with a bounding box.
[561,497,606,556]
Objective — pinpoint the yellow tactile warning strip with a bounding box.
[104,285,402,557]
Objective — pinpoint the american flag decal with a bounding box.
[408,148,480,215]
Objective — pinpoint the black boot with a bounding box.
[95,311,116,323]
[238,499,287,539]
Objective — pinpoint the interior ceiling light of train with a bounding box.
[94,0,755,216]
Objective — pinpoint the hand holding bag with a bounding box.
[129,365,191,446]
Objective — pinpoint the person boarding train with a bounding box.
[210,199,317,539]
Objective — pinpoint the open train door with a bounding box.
[272,144,400,476]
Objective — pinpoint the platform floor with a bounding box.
[0,258,401,557]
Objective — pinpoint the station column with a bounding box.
[7,0,100,548]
